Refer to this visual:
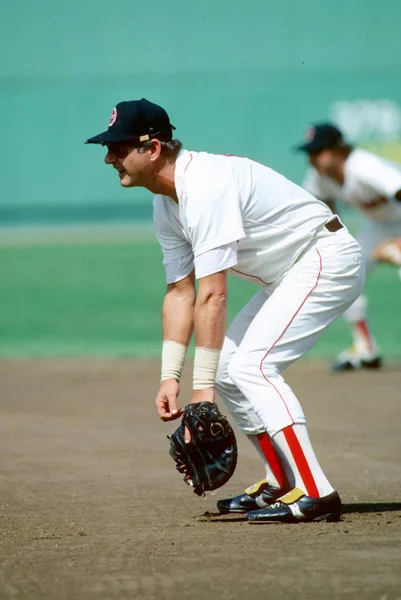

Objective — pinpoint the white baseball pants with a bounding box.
[343,216,401,323]
[215,227,365,436]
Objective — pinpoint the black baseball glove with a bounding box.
[168,401,238,496]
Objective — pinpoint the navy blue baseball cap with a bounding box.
[86,98,176,145]
[296,123,344,152]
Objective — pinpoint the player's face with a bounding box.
[307,148,336,177]
[104,143,150,187]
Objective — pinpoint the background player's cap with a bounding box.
[86,98,176,145]
[295,122,344,152]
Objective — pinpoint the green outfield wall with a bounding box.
[1,0,401,225]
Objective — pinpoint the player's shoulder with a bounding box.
[348,148,375,166]
[180,149,240,173]
[177,150,243,194]
[347,148,389,172]
[347,148,401,182]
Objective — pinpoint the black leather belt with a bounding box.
[325,216,344,232]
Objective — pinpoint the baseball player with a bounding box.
[296,123,401,372]
[87,99,365,523]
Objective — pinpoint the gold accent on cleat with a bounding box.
[277,488,305,504]
[244,479,269,497]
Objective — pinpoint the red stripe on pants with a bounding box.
[283,427,319,497]
[257,432,288,489]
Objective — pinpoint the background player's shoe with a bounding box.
[248,488,342,523]
[217,478,288,514]
[331,347,382,373]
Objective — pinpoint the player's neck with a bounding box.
[330,161,345,185]
[329,147,353,185]
[145,160,178,202]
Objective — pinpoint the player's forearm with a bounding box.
[194,291,227,349]
[162,283,195,346]
[191,290,227,399]
[160,277,196,384]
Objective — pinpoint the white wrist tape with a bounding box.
[193,347,221,390]
[160,340,187,382]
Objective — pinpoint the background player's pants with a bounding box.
[343,216,401,324]
[215,227,364,436]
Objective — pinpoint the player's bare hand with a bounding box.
[155,379,184,422]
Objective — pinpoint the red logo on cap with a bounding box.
[109,107,117,127]
[304,126,316,142]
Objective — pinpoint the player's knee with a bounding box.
[344,293,368,323]
[229,349,282,386]
[227,351,249,386]
[215,357,229,389]
[215,342,236,387]
[259,360,280,379]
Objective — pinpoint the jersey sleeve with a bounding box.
[302,168,333,202]
[153,195,194,283]
[163,251,194,284]
[194,242,238,279]
[357,156,401,198]
[153,195,193,261]
[184,160,246,257]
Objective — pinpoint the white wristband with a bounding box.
[193,347,221,390]
[160,340,187,382]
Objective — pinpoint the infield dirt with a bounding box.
[1,360,400,600]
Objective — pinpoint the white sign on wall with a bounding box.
[330,99,401,142]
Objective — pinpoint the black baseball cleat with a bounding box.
[217,479,287,514]
[248,488,342,523]
[331,348,382,373]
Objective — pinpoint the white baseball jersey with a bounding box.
[154,149,334,284]
[154,149,365,437]
[303,149,401,222]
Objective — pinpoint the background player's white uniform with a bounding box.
[303,149,401,360]
[154,150,364,442]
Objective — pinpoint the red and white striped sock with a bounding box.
[247,432,289,491]
[272,424,334,498]
[352,320,378,358]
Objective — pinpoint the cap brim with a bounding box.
[85,130,140,145]
[295,141,325,153]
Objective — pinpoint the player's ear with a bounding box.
[149,139,162,162]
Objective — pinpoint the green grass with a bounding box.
[0,238,400,359]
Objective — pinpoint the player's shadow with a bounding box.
[198,502,401,523]
[343,502,401,514]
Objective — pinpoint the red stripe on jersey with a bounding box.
[230,267,269,285]
[184,153,193,172]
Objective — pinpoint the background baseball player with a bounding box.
[296,123,401,372]
[87,98,365,523]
